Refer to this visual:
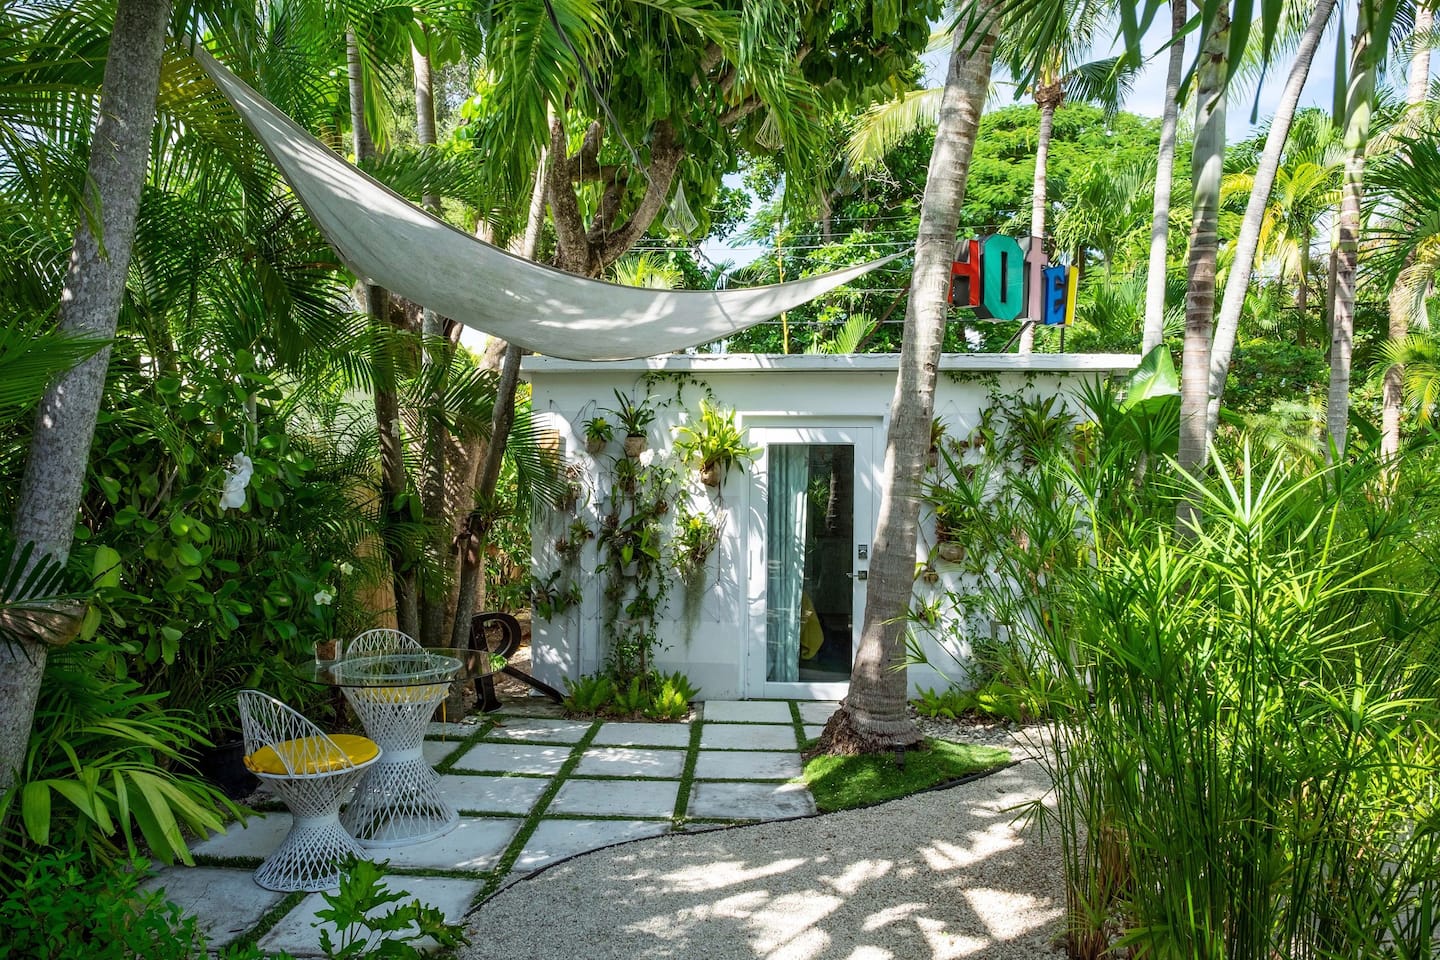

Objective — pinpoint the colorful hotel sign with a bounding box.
[950,235,1077,326]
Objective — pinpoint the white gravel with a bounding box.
[462,739,1064,960]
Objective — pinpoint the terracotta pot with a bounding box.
[623,435,647,458]
[699,462,722,487]
[937,541,965,564]
[315,638,339,662]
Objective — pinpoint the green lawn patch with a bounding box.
[803,738,1011,813]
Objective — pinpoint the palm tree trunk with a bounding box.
[1205,0,1337,443]
[1177,5,1230,492]
[1296,244,1310,346]
[449,151,549,648]
[412,37,452,644]
[1142,0,1188,354]
[1329,2,1379,458]
[1019,95,1058,355]
[349,28,418,635]
[1382,5,1432,463]
[3,0,171,790]
[817,3,998,755]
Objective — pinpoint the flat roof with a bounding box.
[523,353,1141,376]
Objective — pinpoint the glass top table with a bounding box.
[298,647,499,688]
[299,646,500,847]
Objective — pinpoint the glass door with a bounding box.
[747,427,875,700]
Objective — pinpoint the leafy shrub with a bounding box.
[3,645,236,866]
[912,686,970,720]
[0,851,206,959]
[610,676,650,715]
[315,857,467,958]
[561,674,615,715]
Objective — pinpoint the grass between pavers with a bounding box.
[788,701,807,746]
[229,890,307,951]
[472,718,603,903]
[803,738,1012,813]
[430,718,498,775]
[671,719,704,823]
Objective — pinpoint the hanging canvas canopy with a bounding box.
[192,48,901,362]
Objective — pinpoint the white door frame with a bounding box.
[743,423,879,700]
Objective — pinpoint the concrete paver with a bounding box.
[437,773,550,813]
[450,741,573,775]
[514,819,672,873]
[548,777,680,818]
[797,701,840,725]
[702,700,794,724]
[699,723,800,751]
[141,868,285,948]
[694,749,803,781]
[376,816,519,872]
[257,876,483,957]
[573,746,686,778]
[483,718,592,744]
[591,721,692,748]
[687,780,817,819]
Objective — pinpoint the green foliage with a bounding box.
[610,676,650,716]
[0,851,206,959]
[911,686,969,720]
[1224,339,1328,415]
[314,857,467,959]
[562,674,616,715]
[562,670,699,720]
[581,415,614,444]
[803,739,1010,813]
[672,401,759,480]
[2,646,237,867]
[670,506,722,582]
[606,389,656,437]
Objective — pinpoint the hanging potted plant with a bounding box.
[674,401,760,488]
[607,390,655,458]
[581,415,614,455]
[934,502,967,563]
[928,417,947,469]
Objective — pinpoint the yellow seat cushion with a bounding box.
[245,734,379,776]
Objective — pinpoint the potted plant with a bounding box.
[607,390,655,458]
[933,502,966,563]
[673,401,760,487]
[671,507,722,582]
[582,415,614,455]
[929,417,947,469]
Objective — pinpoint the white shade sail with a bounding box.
[193,48,902,361]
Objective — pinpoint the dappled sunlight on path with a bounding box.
[463,761,1063,960]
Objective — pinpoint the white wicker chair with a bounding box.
[337,629,460,845]
[237,690,379,892]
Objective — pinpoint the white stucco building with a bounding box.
[523,352,1138,701]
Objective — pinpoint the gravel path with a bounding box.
[462,740,1064,960]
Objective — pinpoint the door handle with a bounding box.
[846,570,868,581]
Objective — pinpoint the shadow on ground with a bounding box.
[463,761,1063,960]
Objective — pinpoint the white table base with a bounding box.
[340,686,459,847]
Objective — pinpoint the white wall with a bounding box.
[524,353,1137,701]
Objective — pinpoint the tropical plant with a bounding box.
[607,390,656,439]
[670,507,722,582]
[315,856,467,958]
[561,674,616,715]
[3,0,172,795]
[3,645,237,868]
[819,2,1000,756]
[672,402,760,486]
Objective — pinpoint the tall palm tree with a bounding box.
[1328,0,1393,456]
[5,0,172,790]
[998,0,1130,353]
[1205,0,1340,442]
[1382,1,1435,462]
[817,2,999,754]
[1142,0,1188,354]
[1177,3,1231,484]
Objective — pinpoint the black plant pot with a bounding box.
[194,738,258,800]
